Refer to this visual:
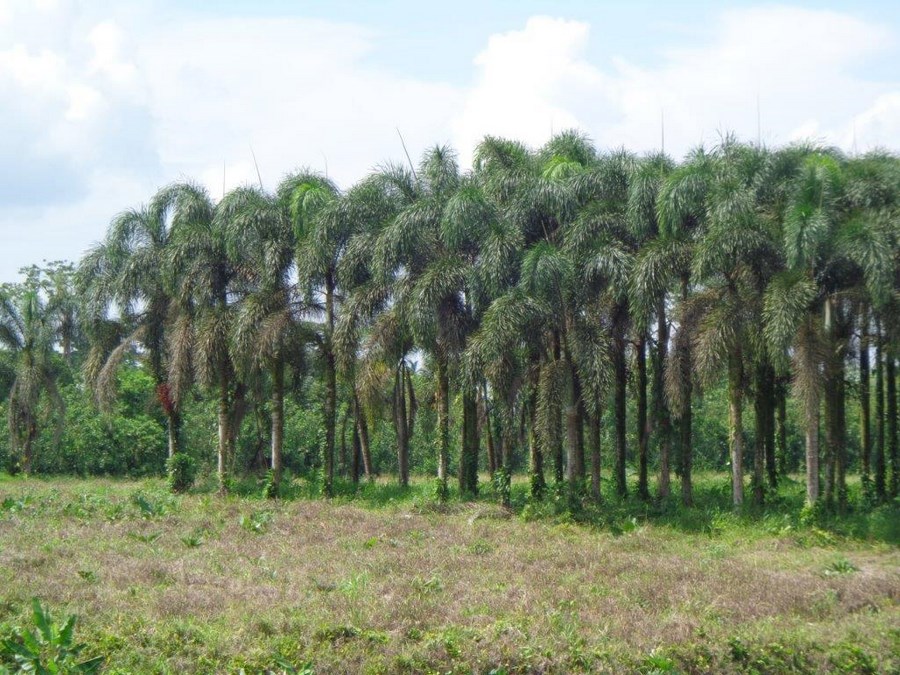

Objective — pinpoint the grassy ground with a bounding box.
[0,472,897,674]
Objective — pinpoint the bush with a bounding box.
[166,454,197,493]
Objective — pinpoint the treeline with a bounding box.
[1,132,898,510]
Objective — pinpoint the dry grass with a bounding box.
[0,476,897,673]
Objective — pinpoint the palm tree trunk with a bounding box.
[528,392,545,500]
[394,366,409,487]
[823,306,838,506]
[874,320,886,501]
[460,389,480,495]
[481,384,497,476]
[270,358,284,492]
[887,349,897,498]
[753,362,766,506]
[22,422,36,475]
[836,366,847,509]
[551,336,564,484]
[589,408,601,503]
[166,410,181,460]
[323,274,337,497]
[217,377,230,494]
[776,380,788,476]
[637,333,649,500]
[354,394,373,480]
[613,310,628,498]
[564,360,584,485]
[764,364,777,489]
[859,309,871,487]
[728,354,744,507]
[436,356,450,485]
[679,277,693,507]
[655,298,672,499]
[805,393,820,506]
[339,402,350,477]
[351,415,361,484]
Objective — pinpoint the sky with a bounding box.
[1,0,898,282]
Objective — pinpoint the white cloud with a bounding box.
[850,92,900,150]
[0,3,897,283]
[88,21,137,85]
[451,7,897,160]
[137,17,461,198]
[452,16,606,164]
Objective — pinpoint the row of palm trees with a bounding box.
[5,132,898,509]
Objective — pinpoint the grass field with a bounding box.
[0,473,897,673]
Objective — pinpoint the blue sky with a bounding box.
[1,0,898,282]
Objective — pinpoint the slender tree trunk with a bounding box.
[551,336,564,484]
[823,302,838,506]
[270,358,284,492]
[589,408,602,503]
[762,364,777,489]
[860,309,871,486]
[339,401,350,477]
[528,393,546,500]
[564,360,584,485]
[637,333,649,500]
[575,391,586,483]
[874,320,886,500]
[728,354,744,507]
[436,356,450,485]
[481,384,497,476]
[679,278,693,506]
[836,363,847,510]
[753,362,766,506]
[394,367,409,487]
[354,394,373,480]
[217,376,231,494]
[460,389,479,495]
[613,310,628,498]
[323,275,337,497]
[805,394,820,506]
[166,410,181,460]
[655,298,672,499]
[887,350,897,498]
[22,424,35,475]
[351,413,361,484]
[776,379,788,476]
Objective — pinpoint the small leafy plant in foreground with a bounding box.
[0,598,103,673]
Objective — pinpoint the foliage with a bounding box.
[166,453,197,493]
[0,599,103,673]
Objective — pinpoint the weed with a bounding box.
[239,509,273,534]
[824,557,859,576]
[0,599,103,673]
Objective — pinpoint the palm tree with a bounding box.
[280,172,343,496]
[764,149,847,505]
[657,148,717,506]
[0,277,65,474]
[657,140,773,507]
[336,165,423,488]
[78,186,193,459]
[223,185,311,495]
[164,181,240,492]
[628,153,676,499]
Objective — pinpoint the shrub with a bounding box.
[166,454,197,494]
